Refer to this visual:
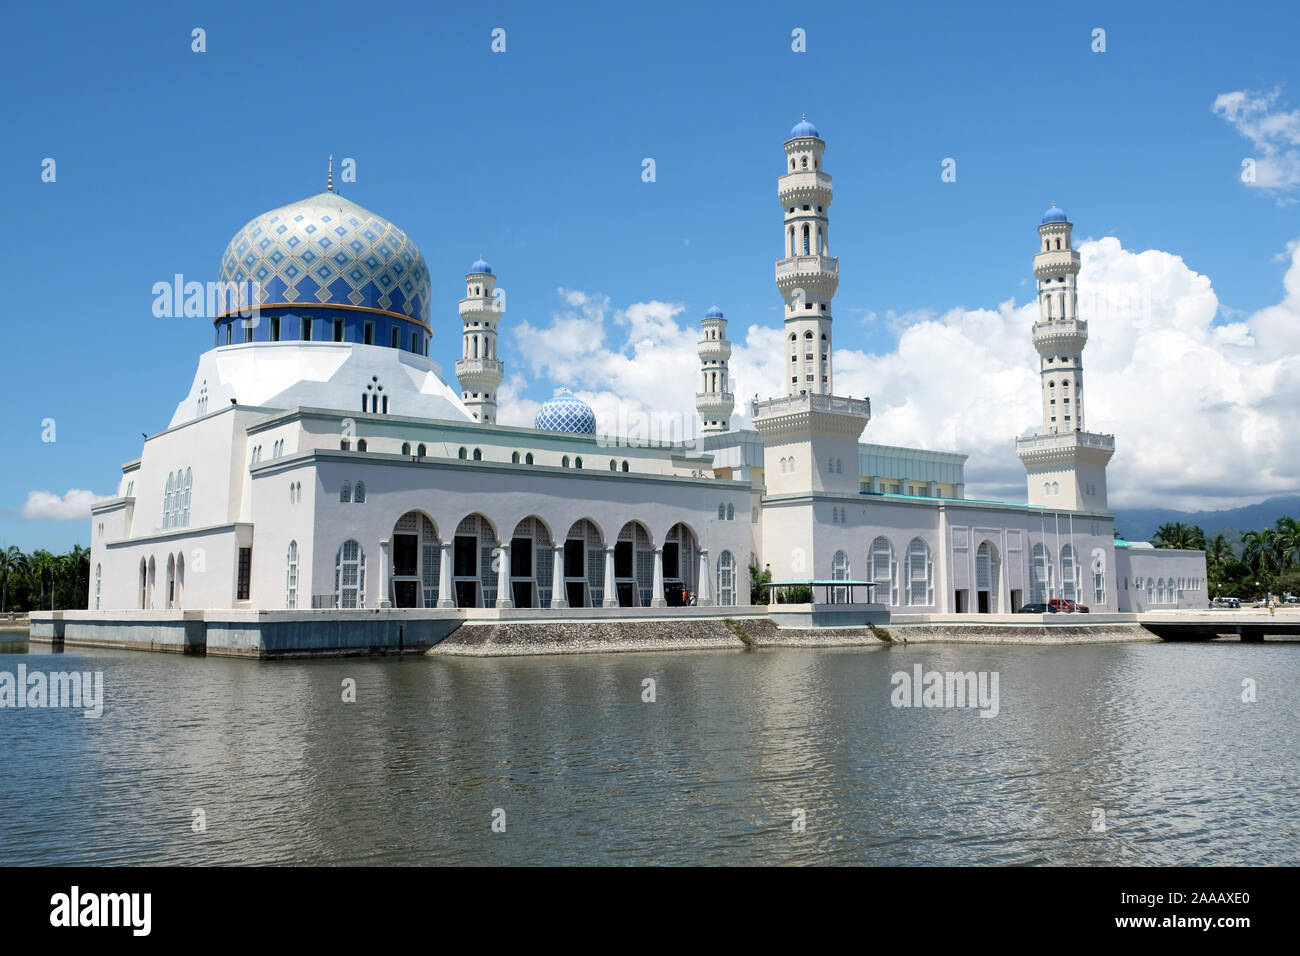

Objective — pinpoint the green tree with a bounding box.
[27,549,58,612]
[1274,517,1300,569]
[1206,533,1232,569]
[0,545,26,614]
[748,563,771,605]
[1152,522,1206,551]
[1240,528,1280,577]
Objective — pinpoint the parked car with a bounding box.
[1212,597,1241,609]
[1047,598,1088,613]
[1018,603,1052,613]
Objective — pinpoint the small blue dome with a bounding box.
[789,117,821,139]
[1041,205,1068,224]
[469,257,493,275]
[704,304,725,319]
[534,389,596,435]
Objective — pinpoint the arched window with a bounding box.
[526,453,535,465]
[473,448,483,461]
[1060,545,1077,602]
[417,443,426,457]
[831,550,850,604]
[562,456,570,468]
[163,472,174,530]
[290,483,295,503]
[1043,481,1051,495]
[726,503,734,521]
[295,482,302,503]
[574,457,583,469]
[285,541,299,609]
[382,396,388,414]
[513,451,522,464]
[340,481,351,503]
[621,460,629,472]
[340,439,350,451]
[802,224,810,254]
[800,155,808,169]
[138,558,147,609]
[717,550,736,607]
[1052,481,1060,494]
[718,504,726,520]
[402,442,411,455]
[458,447,467,460]
[354,481,366,504]
[609,459,617,471]
[1030,543,1053,604]
[335,540,366,608]
[1055,237,1061,250]
[94,563,101,610]
[357,439,367,452]
[906,538,933,606]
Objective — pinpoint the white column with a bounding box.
[602,547,618,607]
[651,547,665,607]
[550,545,567,608]
[377,538,392,608]
[437,540,453,608]
[697,549,712,606]
[496,542,513,609]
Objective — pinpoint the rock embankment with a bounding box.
[426,617,891,656]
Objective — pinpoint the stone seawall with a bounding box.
[426,617,891,656]
[889,622,1155,645]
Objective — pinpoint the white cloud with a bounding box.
[504,236,1300,511]
[19,489,112,520]
[1213,88,1300,194]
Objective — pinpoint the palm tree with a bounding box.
[1206,533,1232,570]
[1241,529,1280,576]
[1274,517,1300,569]
[27,549,57,611]
[1152,522,1206,551]
[0,545,25,614]
[62,544,90,609]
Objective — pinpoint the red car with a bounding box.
[1048,598,1090,613]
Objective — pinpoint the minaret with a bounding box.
[777,115,838,396]
[751,117,870,588]
[1016,205,1114,510]
[455,258,504,424]
[696,305,734,433]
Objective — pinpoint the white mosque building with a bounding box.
[84,118,1206,623]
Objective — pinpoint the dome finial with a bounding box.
[327,155,333,193]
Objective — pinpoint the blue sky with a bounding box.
[2,0,1299,551]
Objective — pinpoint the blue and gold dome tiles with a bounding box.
[218,193,431,325]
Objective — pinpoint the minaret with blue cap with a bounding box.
[778,115,837,396]
[455,257,504,424]
[1016,204,1114,512]
[696,305,734,433]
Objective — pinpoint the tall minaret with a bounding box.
[696,305,734,433]
[1016,205,1114,511]
[455,258,504,424]
[777,115,838,396]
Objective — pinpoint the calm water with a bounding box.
[1,639,1296,865]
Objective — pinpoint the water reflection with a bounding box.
[0,641,1295,865]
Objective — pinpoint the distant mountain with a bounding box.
[1112,495,1300,547]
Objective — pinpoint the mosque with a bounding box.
[85,118,1206,621]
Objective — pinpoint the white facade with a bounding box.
[87,117,1204,618]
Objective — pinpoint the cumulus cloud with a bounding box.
[1213,88,1300,194]
[502,235,1300,512]
[19,489,112,520]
